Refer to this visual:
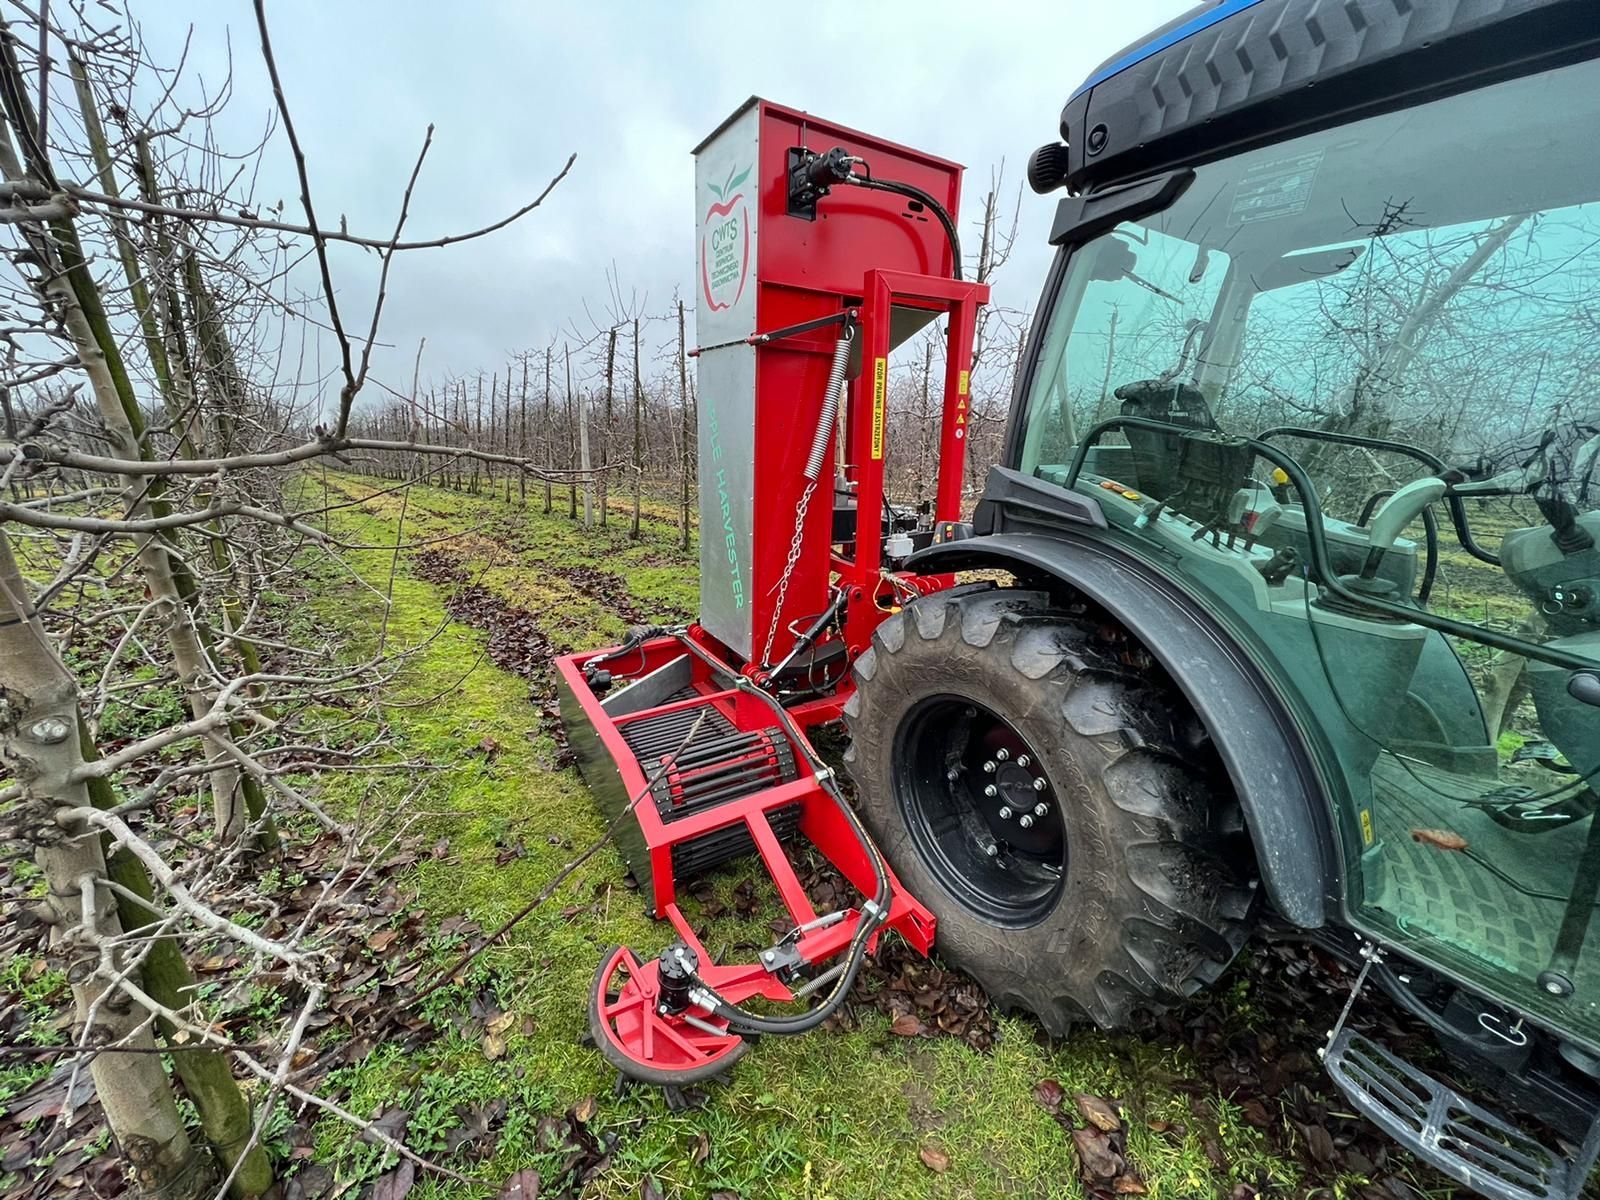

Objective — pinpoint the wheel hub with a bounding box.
[894,696,1067,926]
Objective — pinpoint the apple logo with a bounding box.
[701,163,752,312]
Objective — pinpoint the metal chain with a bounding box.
[760,476,819,669]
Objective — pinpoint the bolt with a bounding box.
[946,767,961,782]
[983,784,999,798]
[28,717,70,745]
[965,707,977,718]
[984,843,999,857]
[762,951,774,963]
[1016,754,1030,768]
[1032,777,1047,792]
[982,760,996,774]
[1546,979,1566,995]
[995,748,1010,762]
[1033,803,1049,818]
[998,806,1013,820]
[1019,814,1035,829]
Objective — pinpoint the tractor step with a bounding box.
[1325,1030,1600,1200]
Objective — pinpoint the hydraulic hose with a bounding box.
[661,642,893,1037]
[842,174,963,281]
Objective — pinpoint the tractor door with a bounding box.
[1010,55,1600,1056]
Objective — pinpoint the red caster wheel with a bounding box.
[588,944,747,1086]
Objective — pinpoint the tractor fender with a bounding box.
[907,531,1335,928]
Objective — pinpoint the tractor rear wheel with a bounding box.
[843,584,1257,1032]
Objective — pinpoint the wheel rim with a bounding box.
[891,694,1066,927]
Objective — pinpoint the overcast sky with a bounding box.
[131,1,1193,406]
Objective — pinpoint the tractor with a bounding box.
[557,3,1600,1195]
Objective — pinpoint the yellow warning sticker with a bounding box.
[1360,808,1375,846]
[958,369,970,395]
[871,357,887,460]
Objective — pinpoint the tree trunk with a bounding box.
[520,356,531,508]
[677,301,692,551]
[0,105,248,844]
[631,317,643,540]
[542,346,553,514]
[0,535,205,1200]
[600,328,616,528]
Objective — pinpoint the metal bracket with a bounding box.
[1320,939,1381,1061]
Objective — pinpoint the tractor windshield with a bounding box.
[1017,55,1600,1051]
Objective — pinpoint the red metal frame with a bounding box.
[560,102,989,1084]
[834,269,988,660]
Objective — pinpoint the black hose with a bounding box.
[1259,426,1501,568]
[663,652,892,1036]
[1356,489,1440,606]
[842,175,962,282]
[1063,416,1596,671]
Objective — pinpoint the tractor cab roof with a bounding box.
[1057,0,1600,194]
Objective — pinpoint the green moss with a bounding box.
[297,473,1298,1199]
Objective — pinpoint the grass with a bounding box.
[292,472,1298,1200]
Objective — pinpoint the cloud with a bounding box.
[129,0,1192,397]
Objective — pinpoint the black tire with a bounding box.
[843,584,1257,1032]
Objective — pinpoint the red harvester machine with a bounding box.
[555,98,985,1092]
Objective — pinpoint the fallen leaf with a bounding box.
[889,1014,924,1037]
[482,1032,507,1060]
[1230,1185,1259,1200]
[1075,1093,1121,1132]
[362,1108,411,1145]
[1240,1097,1274,1128]
[368,928,399,953]
[573,1095,597,1123]
[1072,1127,1123,1180]
[1032,1078,1065,1113]
[639,1176,664,1200]
[1302,1121,1337,1164]
[370,1161,415,1200]
[1411,827,1468,852]
[1113,1176,1147,1195]
[486,1011,516,1037]
[498,1169,541,1200]
[919,1144,950,1173]
[284,1164,334,1200]
[691,1130,711,1164]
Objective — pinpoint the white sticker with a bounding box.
[1228,148,1325,226]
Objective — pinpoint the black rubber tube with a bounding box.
[665,632,893,1036]
[1064,417,1595,671]
[1259,425,1500,568]
[842,175,962,281]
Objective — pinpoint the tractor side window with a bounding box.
[1018,226,1230,481]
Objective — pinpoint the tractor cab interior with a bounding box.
[1015,54,1600,1058]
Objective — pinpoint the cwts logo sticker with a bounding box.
[701,163,751,312]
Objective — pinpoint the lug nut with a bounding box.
[995,748,1010,762]
[1016,754,1030,768]
[1019,814,1035,829]
[1032,777,1046,792]
[998,806,1013,820]
[984,784,998,798]
[982,760,996,774]
[1033,803,1049,817]
[984,843,999,857]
